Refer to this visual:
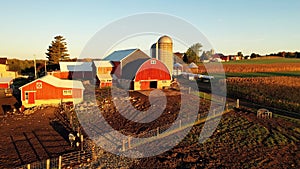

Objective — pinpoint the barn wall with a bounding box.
[22,98,83,108]
[134,80,171,90]
[21,80,83,101]
[111,61,121,77]
[97,67,112,74]
[133,59,172,90]
[0,83,9,89]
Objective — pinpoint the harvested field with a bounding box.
[198,62,300,73]
[227,76,300,113]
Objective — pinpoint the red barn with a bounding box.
[0,77,13,89]
[133,58,171,90]
[19,75,84,108]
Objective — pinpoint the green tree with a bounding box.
[184,43,203,63]
[237,51,243,57]
[200,50,213,61]
[46,35,70,64]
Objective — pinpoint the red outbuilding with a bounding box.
[0,77,13,89]
[133,58,171,90]
[19,75,84,108]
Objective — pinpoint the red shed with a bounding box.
[19,75,84,108]
[133,58,171,90]
[0,77,13,89]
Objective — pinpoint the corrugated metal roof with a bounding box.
[103,49,137,61]
[60,62,93,72]
[19,75,84,89]
[0,77,13,83]
[93,60,114,67]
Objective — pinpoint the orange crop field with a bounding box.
[198,62,300,73]
[226,76,300,113]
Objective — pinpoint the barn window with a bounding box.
[63,90,72,95]
[150,60,156,64]
[36,82,42,89]
[25,92,28,100]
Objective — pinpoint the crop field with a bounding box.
[197,58,300,74]
[226,76,300,113]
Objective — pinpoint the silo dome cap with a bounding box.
[158,35,173,43]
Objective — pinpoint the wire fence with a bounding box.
[15,149,94,169]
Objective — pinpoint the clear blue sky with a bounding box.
[0,0,299,59]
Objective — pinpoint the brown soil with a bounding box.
[0,107,74,168]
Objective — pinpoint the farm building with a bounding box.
[188,62,199,74]
[173,63,183,76]
[150,35,174,75]
[93,60,114,88]
[49,62,94,80]
[133,58,171,90]
[103,48,150,78]
[0,77,13,89]
[0,58,18,78]
[19,75,84,108]
[92,36,174,90]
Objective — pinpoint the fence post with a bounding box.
[92,145,97,161]
[27,164,30,169]
[179,120,182,129]
[226,103,229,111]
[80,135,84,151]
[46,159,50,169]
[58,156,62,169]
[128,136,131,149]
[78,151,81,163]
[157,127,160,136]
[122,139,126,151]
[236,99,240,108]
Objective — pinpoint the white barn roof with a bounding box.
[19,75,84,89]
[93,60,114,67]
[59,62,93,72]
[174,63,183,68]
[0,77,13,83]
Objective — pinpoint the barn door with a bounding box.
[25,91,35,104]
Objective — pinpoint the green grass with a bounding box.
[221,58,300,64]
[224,71,300,78]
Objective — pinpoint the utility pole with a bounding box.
[34,54,37,79]
[44,60,47,76]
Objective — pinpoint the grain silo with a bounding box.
[157,35,173,75]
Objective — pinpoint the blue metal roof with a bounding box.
[103,49,137,61]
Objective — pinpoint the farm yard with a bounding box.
[1,57,300,168]
[0,107,74,168]
[0,84,299,168]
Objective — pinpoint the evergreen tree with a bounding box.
[46,35,70,64]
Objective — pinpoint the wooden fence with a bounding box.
[15,149,94,169]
